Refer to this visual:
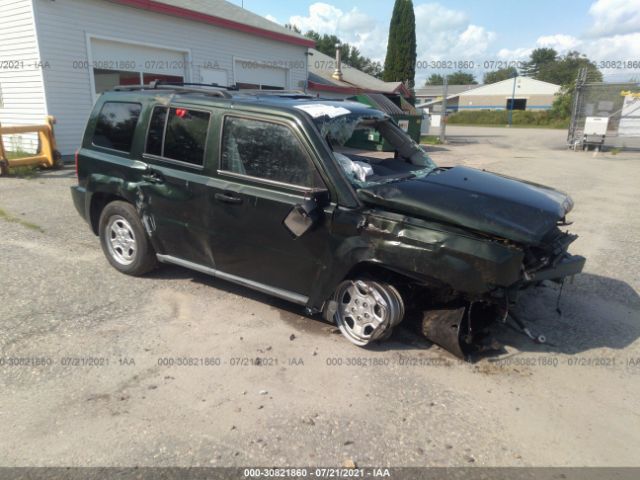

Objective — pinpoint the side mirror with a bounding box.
[283,190,329,238]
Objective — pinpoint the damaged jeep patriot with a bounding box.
[71,83,585,358]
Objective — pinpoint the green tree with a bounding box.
[383,0,417,89]
[425,74,444,85]
[537,51,602,85]
[521,48,558,78]
[483,66,518,84]
[424,71,477,86]
[304,30,384,79]
[446,71,478,85]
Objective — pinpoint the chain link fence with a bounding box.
[568,70,640,149]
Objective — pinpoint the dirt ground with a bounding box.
[0,126,639,467]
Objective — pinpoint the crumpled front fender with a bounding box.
[307,209,525,310]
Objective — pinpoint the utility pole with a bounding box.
[508,72,517,127]
[439,75,448,143]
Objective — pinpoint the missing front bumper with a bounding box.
[524,254,586,283]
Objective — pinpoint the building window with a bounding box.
[146,106,210,166]
[93,69,184,94]
[92,102,142,152]
[220,116,324,188]
[506,99,527,110]
[236,83,285,91]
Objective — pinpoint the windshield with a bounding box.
[315,115,437,188]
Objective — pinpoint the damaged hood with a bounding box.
[358,166,573,245]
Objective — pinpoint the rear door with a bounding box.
[207,113,333,299]
[140,103,214,266]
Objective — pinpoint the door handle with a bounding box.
[142,168,164,184]
[214,192,242,205]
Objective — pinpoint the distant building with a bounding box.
[414,85,478,105]
[419,77,561,113]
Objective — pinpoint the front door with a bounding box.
[207,114,332,298]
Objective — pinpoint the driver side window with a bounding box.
[220,116,324,189]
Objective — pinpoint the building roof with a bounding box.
[307,49,411,98]
[415,85,479,98]
[106,0,315,47]
[457,76,560,96]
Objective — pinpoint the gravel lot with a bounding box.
[1,126,639,467]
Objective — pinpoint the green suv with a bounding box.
[71,83,585,358]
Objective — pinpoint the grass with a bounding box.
[446,110,570,129]
[8,165,39,178]
[1,149,40,178]
[0,207,45,233]
[420,135,443,145]
[446,123,568,130]
[5,150,31,160]
[1,151,41,178]
[610,147,622,155]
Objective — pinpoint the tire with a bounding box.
[331,279,405,346]
[98,201,157,276]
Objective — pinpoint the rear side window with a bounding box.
[92,102,142,152]
[220,116,324,188]
[145,107,167,156]
[145,106,210,166]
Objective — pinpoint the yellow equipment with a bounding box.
[0,116,62,176]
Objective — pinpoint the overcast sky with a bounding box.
[230,0,640,84]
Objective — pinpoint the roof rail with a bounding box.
[112,81,233,98]
[238,89,314,99]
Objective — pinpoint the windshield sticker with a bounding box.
[294,104,351,119]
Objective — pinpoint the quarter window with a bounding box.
[220,116,324,188]
[92,102,142,152]
[145,106,210,166]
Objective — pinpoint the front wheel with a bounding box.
[98,201,157,276]
[332,279,404,346]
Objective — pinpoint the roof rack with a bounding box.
[113,81,233,98]
[240,89,313,99]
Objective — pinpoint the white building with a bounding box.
[420,77,561,113]
[0,0,314,155]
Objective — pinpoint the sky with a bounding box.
[228,0,640,84]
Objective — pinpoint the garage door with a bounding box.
[90,38,187,94]
[235,60,287,90]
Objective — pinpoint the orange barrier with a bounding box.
[0,116,62,176]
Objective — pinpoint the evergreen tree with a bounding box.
[383,0,417,89]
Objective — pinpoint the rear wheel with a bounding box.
[332,279,404,346]
[98,201,157,276]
